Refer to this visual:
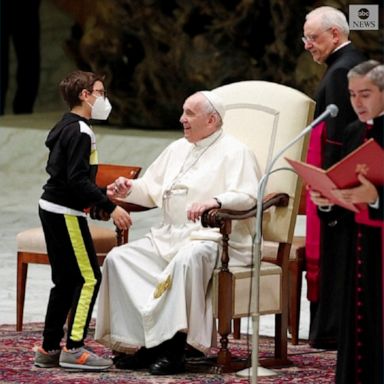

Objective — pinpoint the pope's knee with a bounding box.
[104,246,121,269]
[175,242,217,269]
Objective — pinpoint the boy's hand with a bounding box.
[89,206,110,221]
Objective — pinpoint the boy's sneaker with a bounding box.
[59,346,113,370]
[34,346,61,368]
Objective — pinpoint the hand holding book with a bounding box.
[285,139,384,212]
[331,173,379,206]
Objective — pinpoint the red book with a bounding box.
[285,139,384,212]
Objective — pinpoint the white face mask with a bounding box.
[90,96,112,120]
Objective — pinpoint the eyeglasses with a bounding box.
[301,27,332,44]
[91,89,107,98]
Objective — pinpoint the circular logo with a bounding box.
[358,8,370,19]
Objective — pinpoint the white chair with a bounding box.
[204,80,315,371]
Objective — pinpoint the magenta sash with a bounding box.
[305,121,326,301]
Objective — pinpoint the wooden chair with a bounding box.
[202,81,315,371]
[287,237,306,345]
[260,189,306,346]
[287,189,306,346]
[234,188,306,346]
[15,164,141,332]
[233,236,306,346]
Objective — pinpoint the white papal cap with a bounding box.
[200,90,226,120]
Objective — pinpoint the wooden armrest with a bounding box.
[89,201,154,221]
[262,192,290,210]
[108,200,156,245]
[202,192,289,229]
[115,200,155,213]
[202,192,289,270]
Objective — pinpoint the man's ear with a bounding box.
[332,27,343,45]
[208,113,219,126]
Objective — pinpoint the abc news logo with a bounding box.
[358,8,370,19]
[354,7,375,28]
[349,5,379,30]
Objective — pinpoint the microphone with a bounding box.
[309,104,339,129]
[328,104,339,117]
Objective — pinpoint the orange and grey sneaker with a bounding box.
[59,346,113,370]
[33,346,61,368]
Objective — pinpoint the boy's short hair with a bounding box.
[59,70,104,109]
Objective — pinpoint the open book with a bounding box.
[285,139,384,212]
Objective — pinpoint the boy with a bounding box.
[34,70,131,370]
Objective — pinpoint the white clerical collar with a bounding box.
[367,111,384,125]
[194,128,223,148]
[332,41,351,54]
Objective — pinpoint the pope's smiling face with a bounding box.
[179,93,218,143]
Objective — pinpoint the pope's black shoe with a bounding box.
[114,347,158,370]
[148,331,187,375]
[148,355,185,375]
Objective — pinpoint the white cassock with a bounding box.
[95,129,259,354]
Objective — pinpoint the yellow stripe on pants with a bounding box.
[65,215,97,342]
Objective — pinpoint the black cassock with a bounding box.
[307,44,366,349]
[334,116,384,384]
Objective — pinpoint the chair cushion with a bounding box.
[90,226,118,254]
[262,237,305,261]
[212,261,282,317]
[17,225,117,255]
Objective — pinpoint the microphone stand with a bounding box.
[236,104,338,382]
[241,119,321,383]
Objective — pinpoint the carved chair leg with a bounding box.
[261,242,291,368]
[289,246,305,345]
[16,253,28,332]
[289,259,299,344]
[215,268,235,371]
[233,318,241,339]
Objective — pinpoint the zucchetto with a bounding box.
[200,90,226,120]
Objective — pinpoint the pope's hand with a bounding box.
[187,198,221,222]
[107,177,132,199]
